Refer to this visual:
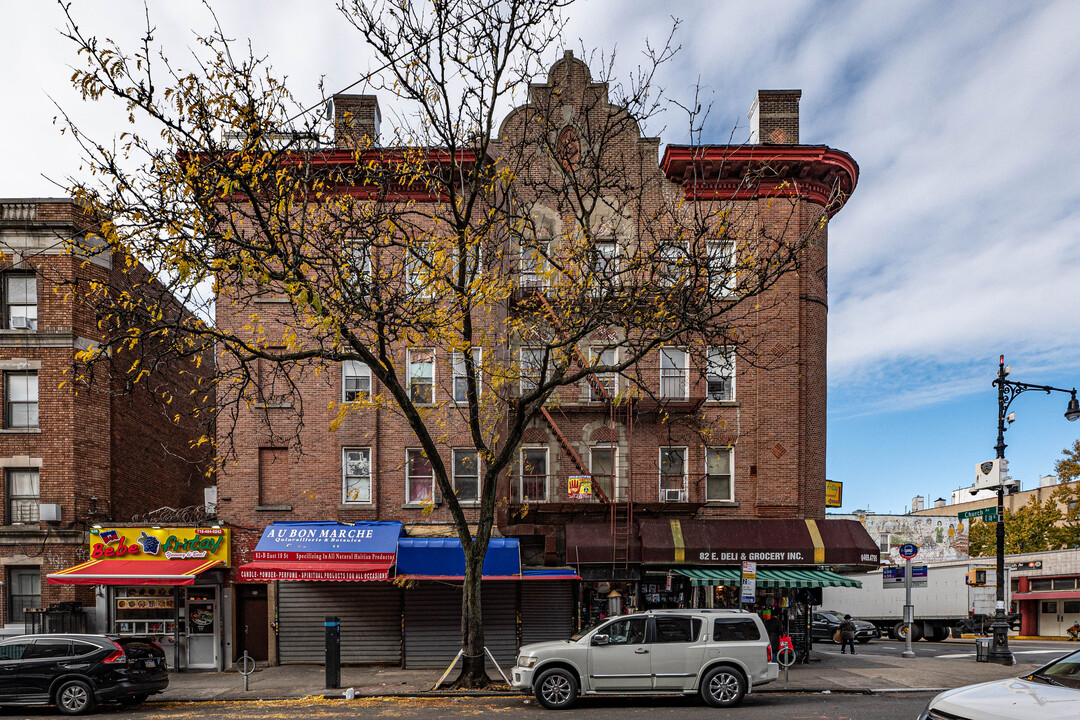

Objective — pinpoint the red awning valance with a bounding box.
[47,559,223,586]
[237,560,392,582]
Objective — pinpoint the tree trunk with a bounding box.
[453,539,490,688]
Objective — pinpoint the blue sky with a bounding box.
[2,1,1079,514]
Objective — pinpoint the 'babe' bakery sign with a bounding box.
[89,527,231,567]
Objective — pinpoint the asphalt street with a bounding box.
[815,637,1074,662]
[0,693,936,720]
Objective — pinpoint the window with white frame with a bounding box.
[589,347,617,401]
[343,239,372,290]
[658,242,688,287]
[406,242,436,298]
[519,240,548,289]
[706,346,735,401]
[705,447,733,502]
[591,241,618,295]
[408,349,435,404]
[452,449,479,503]
[342,448,372,503]
[590,447,615,501]
[4,371,38,428]
[659,447,687,502]
[6,468,39,523]
[406,449,434,504]
[659,348,687,400]
[452,349,482,403]
[707,239,736,297]
[519,447,548,501]
[8,568,40,623]
[3,274,37,330]
[519,347,544,395]
[342,360,372,402]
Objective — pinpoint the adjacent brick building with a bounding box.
[0,198,212,633]
[217,54,874,666]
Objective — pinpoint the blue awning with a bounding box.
[396,538,521,578]
[252,521,405,563]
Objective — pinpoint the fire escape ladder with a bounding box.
[536,294,612,403]
[539,405,590,474]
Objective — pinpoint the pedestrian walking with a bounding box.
[839,614,857,654]
[1067,622,1080,641]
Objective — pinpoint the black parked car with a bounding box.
[811,611,880,644]
[0,634,168,714]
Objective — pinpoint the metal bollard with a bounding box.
[325,616,341,690]
[236,651,255,692]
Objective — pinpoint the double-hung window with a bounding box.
[659,348,687,400]
[406,449,434,504]
[590,447,616,501]
[8,568,40,623]
[342,448,372,504]
[6,468,39,523]
[407,242,436,299]
[4,371,38,428]
[408,349,435,404]
[706,346,735,401]
[705,447,733,502]
[452,349,482,404]
[519,241,548,289]
[452,449,479,503]
[658,242,688,287]
[519,347,544,395]
[3,274,36,330]
[519,448,548,501]
[591,242,618,295]
[659,447,687,502]
[342,360,372,402]
[707,240,736,297]
[343,239,372,291]
[590,347,617,401]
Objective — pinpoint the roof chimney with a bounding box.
[332,94,381,149]
[911,495,925,513]
[748,90,801,144]
[934,497,947,508]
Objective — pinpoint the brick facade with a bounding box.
[216,55,857,567]
[0,198,212,627]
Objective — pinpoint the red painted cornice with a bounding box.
[660,144,859,217]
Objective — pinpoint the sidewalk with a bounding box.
[150,642,1058,703]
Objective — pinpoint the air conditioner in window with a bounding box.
[39,504,62,523]
[664,488,685,502]
[9,316,29,330]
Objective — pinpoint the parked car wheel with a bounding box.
[700,666,746,708]
[534,668,578,710]
[55,679,96,716]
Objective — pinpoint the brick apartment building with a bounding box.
[0,198,211,638]
[218,54,878,667]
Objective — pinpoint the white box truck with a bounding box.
[820,560,1014,641]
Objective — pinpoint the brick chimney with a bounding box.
[747,90,801,144]
[332,94,381,149]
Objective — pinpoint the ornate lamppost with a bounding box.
[988,355,1080,665]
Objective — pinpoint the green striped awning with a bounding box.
[673,568,862,589]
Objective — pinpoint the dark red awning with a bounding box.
[47,559,223,586]
[237,560,392,582]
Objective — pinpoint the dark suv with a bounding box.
[811,611,880,644]
[0,634,168,714]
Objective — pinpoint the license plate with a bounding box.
[145,658,158,668]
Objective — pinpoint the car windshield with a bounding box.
[1031,650,1080,689]
[571,619,611,641]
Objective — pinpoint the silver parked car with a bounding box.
[511,609,779,709]
[918,648,1080,719]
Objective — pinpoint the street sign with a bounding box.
[741,561,757,604]
[958,507,999,522]
[1009,560,1043,571]
[898,543,918,560]
[883,565,928,588]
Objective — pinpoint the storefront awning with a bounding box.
[47,558,223,586]
[395,538,521,580]
[674,568,863,588]
[639,518,880,568]
[237,560,392,582]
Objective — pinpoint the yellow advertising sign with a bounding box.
[89,527,230,567]
[825,480,843,508]
[567,476,593,500]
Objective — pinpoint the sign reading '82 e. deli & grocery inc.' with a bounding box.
[89,527,231,566]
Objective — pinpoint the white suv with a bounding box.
[511,609,779,709]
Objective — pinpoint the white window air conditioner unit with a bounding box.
[664,488,685,502]
[39,503,62,523]
[9,316,28,330]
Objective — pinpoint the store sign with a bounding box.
[567,476,593,500]
[740,561,757,603]
[89,527,231,567]
[825,480,843,508]
[239,565,392,582]
[252,521,404,562]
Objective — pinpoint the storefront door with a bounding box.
[186,588,218,669]
[1039,600,1064,636]
[237,585,269,662]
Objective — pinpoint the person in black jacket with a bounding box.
[839,615,857,654]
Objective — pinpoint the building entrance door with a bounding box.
[1039,600,1065,636]
[185,588,218,669]
[237,584,269,662]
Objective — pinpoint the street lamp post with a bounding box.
[989,355,1080,665]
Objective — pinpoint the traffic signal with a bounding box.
[966,569,987,586]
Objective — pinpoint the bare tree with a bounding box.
[57,0,849,686]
